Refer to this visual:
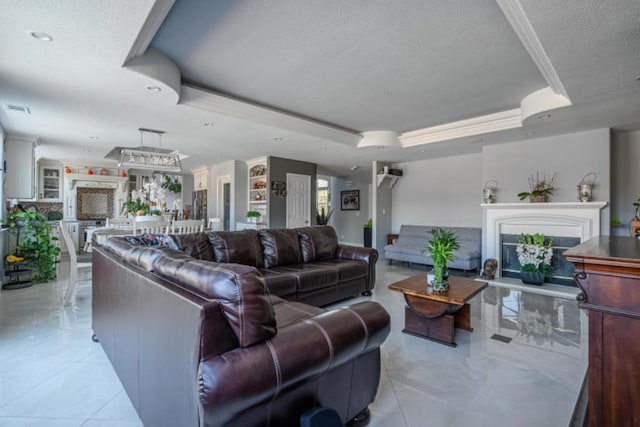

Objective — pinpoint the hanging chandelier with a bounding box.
[104,128,183,172]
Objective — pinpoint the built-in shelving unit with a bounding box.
[247,157,268,227]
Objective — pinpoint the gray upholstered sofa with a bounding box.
[383,225,482,276]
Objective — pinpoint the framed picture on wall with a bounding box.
[340,190,360,211]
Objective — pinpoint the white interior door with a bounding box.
[286,173,311,228]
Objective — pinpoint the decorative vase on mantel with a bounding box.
[521,271,545,286]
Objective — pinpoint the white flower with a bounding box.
[516,234,553,273]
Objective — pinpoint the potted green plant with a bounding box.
[316,207,333,225]
[425,228,460,292]
[161,175,182,193]
[518,172,557,203]
[246,210,262,223]
[3,209,60,283]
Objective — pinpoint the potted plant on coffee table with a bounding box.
[425,228,460,292]
[516,233,553,285]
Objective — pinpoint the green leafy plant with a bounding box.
[246,211,262,218]
[425,228,460,288]
[316,207,333,225]
[518,172,557,201]
[3,210,60,283]
[364,218,373,228]
[161,175,182,193]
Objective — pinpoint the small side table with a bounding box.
[3,260,33,290]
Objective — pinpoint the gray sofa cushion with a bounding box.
[384,225,482,270]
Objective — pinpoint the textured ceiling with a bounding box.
[151,0,547,132]
[0,0,639,176]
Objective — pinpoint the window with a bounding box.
[317,178,330,213]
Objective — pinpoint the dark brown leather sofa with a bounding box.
[203,226,378,306]
[92,226,390,427]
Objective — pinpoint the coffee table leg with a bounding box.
[454,303,473,332]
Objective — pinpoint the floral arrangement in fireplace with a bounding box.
[122,181,166,216]
[516,233,553,276]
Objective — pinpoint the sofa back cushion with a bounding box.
[297,226,338,263]
[259,228,302,268]
[169,232,214,261]
[154,259,276,347]
[207,230,263,268]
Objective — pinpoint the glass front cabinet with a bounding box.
[38,165,62,202]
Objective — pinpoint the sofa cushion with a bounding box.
[207,230,263,268]
[258,269,298,297]
[259,229,302,268]
[313,259,368,282]
[154,259,275,347]
[273,264,339,292]
[123,233,178,248]
[297,226,338,263]
[169,232,214,261]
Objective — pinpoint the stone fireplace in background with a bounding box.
[482,202,608,286]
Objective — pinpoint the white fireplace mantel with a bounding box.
[482,202,608,277]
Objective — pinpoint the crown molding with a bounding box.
[399,108,522,147]
[123,0,176,64]
[496,0,570,100]
[180,84,361,146]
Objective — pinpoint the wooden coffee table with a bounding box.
[389,274,487,347]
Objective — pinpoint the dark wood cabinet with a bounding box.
[564,236,640,427]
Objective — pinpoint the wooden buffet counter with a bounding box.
[564,236,640,427]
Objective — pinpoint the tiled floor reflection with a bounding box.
[0,259,587,427]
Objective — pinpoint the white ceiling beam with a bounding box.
[399,109,522,147]
[180,84,361,146]
[496,0,571,101]
[123,0,176,64]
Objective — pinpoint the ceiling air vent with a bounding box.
[5,104,31,114]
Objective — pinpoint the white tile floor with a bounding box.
[0,259,587,427]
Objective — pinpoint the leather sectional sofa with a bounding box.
[92,226,390,427]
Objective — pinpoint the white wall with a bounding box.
[389,128,611,237]
[482,128,611,233]
[391,153,483,232]
[611,130,640,236]
[331,175,370,245]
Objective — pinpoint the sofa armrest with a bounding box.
[199,301,390,424]
[336,245,378,291]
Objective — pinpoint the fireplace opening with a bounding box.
[501,234,580,287]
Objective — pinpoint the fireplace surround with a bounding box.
[482,202,608,284]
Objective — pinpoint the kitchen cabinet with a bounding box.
[247,157,268,227]
[193,167,209,191]
[5,138,35,199]
[39,164,63,201]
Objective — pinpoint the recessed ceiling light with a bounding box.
[526,131,535,136]
[29,31,53,41]
[636,75,640,81]
[146,85,162,92]
[320,147,328,151]
[350,165,359,170]
[89,136,99,140]
[538,114,551,119]
[203,122,214,127]
[273,137,283,142]
[419,149,426,153]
